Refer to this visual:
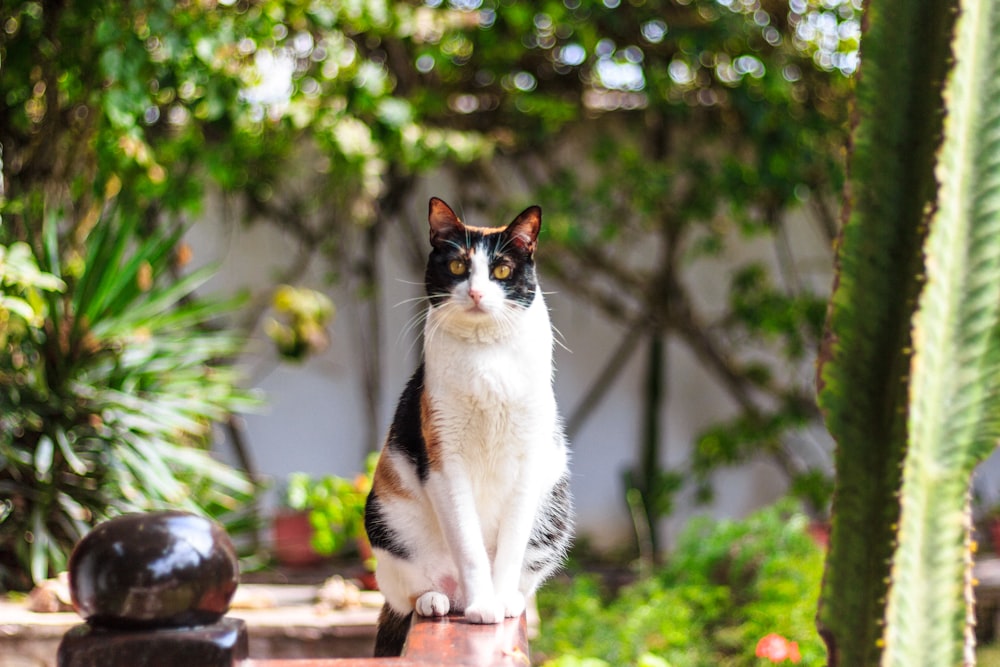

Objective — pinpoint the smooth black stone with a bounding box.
[57,617,247,667]
[68,511,239,629]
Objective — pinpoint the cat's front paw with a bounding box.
[415,591,451,617]
[464,597,504,624]
[499,590,525,618]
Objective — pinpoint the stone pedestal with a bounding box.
[58,617,248,667]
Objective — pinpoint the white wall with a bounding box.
[189,187,836,554]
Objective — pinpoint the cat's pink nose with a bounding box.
[469,288,483,305]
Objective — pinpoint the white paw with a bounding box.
[415,591,450,617]
[499,590,525,618]
[464,597,504,624]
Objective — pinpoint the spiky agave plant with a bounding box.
[0,208,258,590]
[816,0,1000,664]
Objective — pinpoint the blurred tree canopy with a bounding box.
[1,0,856,554]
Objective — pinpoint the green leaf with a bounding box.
[99,224,189,319]
[0,295,36,321]
[54,428,88,476]
[33,436,54,481]
[29,507,48,584]
[72,205,131,327]
[90,264,217,338]
[0,242,65,291]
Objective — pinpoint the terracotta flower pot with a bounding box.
[272,510,324,567]
[989,519,1000,555]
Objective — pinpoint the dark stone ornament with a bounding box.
[59,511,247,667]
[68,511,239,629]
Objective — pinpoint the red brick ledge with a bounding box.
[249,613,530,667]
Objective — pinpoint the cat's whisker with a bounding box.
[394,293,434,345]
[395,278,426,287]
[495,304,521,339]
[393,295,432,309]
[396,327,421,352]
[550,321,572,353]
[463,219,473,250]
[397,309,430,351]
[492,235,514,256]
[422,304,450,348]
[402,329,426,359]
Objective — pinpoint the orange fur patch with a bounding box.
[465,224,506,236]
[421,392,443,472]
[373,453,412,500]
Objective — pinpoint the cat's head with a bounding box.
[424,197,541,322]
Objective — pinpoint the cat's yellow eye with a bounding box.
[492,264,512,280]
[448,259,467,276]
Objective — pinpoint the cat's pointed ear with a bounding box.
[428,197,464,248]
[506,206,541,254]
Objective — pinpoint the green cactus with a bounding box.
[817,0,1000,664]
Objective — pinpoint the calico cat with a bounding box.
[364,197,573,656]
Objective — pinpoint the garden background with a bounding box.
[5,1,1000,665]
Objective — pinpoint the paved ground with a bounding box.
[0,583,384,667]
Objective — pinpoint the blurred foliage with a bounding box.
[534,501,826,666]
[0,206,258,590]
[0,241,66,336]
[284,452,377,558]
[1,0,857,559]
[265,284,335,361]
[0,0,493,226]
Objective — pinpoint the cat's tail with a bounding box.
[373,602,413,657]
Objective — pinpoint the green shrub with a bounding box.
[284,452,377,557]
[535,502,825,666]
[0,211,258,590]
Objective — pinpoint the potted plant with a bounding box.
[273,454,378,586]
[272,501,324,568]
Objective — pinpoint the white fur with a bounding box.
[374,252,568,624]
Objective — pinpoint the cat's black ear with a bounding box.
[506,206,541,254]
[428,197,464,248]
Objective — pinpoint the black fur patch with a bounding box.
[386,364,430,482]
[525,474,573,574]
[373,603,412,657]
[364,491,411,559]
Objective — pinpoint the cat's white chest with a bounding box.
[423,290,557,470]
[445,342,538,408]
[424,290,553,406]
